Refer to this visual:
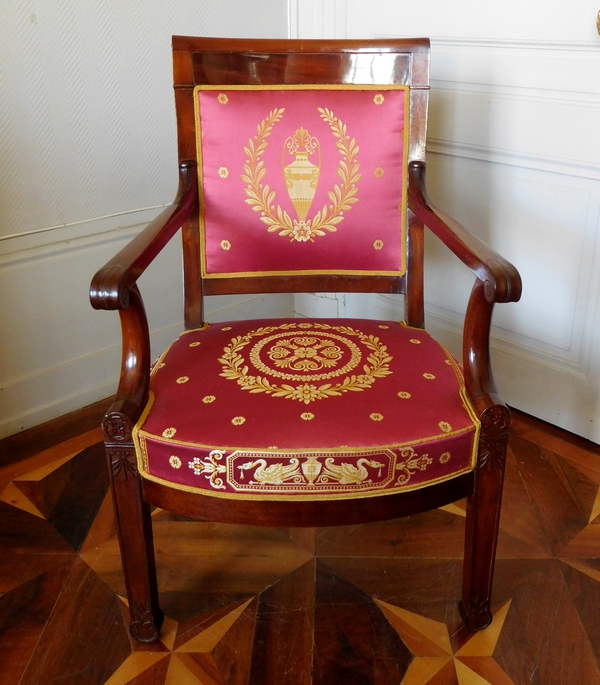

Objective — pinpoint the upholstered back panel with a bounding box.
[194,85,409,279]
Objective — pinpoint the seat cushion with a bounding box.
[133,319,480,501]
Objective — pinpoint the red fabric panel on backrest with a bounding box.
[195,86,409,278]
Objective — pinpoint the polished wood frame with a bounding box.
[90,36,521,643]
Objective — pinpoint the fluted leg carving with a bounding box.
[460,405,510,631]
[104,414,163,642]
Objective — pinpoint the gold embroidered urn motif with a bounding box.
[218,322,392,404]
[243,107,361,242]
[283,127,320,224]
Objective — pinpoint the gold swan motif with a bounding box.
[320,457,384,485]
[238,458,301,485]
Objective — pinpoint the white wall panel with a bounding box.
[295,1,600,441]
[0,1,290,438]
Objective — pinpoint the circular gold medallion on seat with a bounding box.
[218,322,393,404]
[250,331,360,382]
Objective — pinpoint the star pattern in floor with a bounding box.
[1,415,600,683]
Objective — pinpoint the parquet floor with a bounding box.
[1,408,600,684]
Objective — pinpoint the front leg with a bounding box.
[459,405,510,630]
[104,413,163,642]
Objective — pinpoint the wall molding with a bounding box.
[288,0,345,39]
[370,35,600,54]
[427,138,600,181]
[0,205,166,261]
[429,36,600,54]
[0,203,169,245]
[431,79,600,109]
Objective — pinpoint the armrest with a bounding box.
[90,160,197,311]
[407,161,522,304]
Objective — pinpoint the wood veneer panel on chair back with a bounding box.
[172,37,430,329]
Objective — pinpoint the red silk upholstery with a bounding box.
[194,87,409,278]
[134,319,479,500]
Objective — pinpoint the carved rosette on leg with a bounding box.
[130,601,163,643]
[103,411,164,643]
[460,404,510,631]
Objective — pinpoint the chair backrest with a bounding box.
[172,37,430,328]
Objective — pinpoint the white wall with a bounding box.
[0,1,291,438]
[291,1,600,442]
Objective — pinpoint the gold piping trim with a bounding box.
[179,323,210,336]
[150,349,172,380]
[133,391,155,471]
[201,268,405,279]
[193,84,409,280]
[197,85,409,92]
[136,421,476,454]
[441,347,481,469]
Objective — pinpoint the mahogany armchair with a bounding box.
[90,36,521,644]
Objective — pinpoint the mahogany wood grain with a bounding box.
[88,37,523,644]
[249,562,314,685]
[142,473,474,529]
[404,213,425,328]
[202,274,404,296]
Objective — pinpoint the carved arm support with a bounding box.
[407,161,522,423]
[89,161,197,433]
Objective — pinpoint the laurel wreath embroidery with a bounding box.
[242,108,361,242]
[218,323,392,404]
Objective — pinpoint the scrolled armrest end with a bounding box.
[483,258,522,305]
[90,264,130,310]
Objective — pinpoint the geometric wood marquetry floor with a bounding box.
[1,406,600,684]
